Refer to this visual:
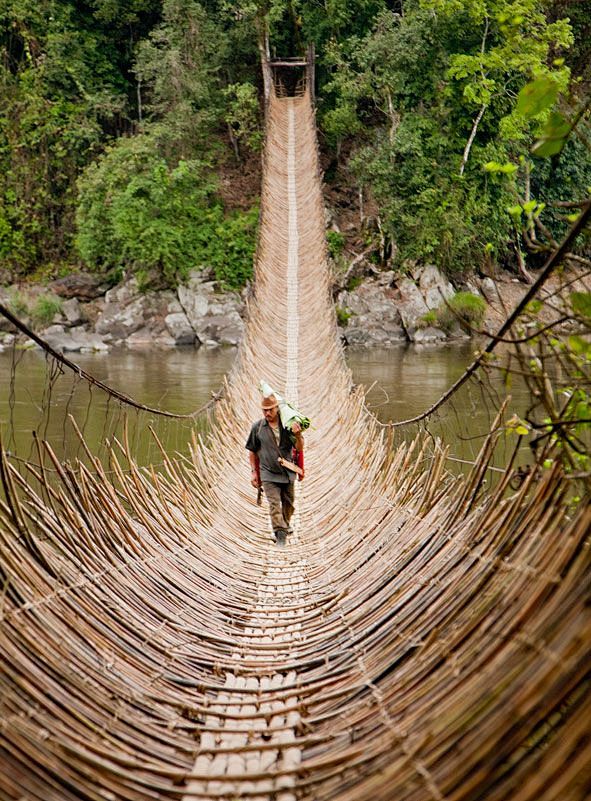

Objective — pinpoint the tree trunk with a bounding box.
[513,241,533,284]
[257,14,272,106]
[386,89,399,143]
[358,185,364,225]
[227,122,240,163]
[459,103,486,176]
[137,79,143,123]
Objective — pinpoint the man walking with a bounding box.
[246,393,304,545]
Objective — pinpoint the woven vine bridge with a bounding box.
[1,87,590,801]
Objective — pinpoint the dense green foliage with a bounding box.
[1,0,261,287]
[75,132,258,289]
[431,291,487,331]
[1,0,590,287]
[319,1,591,273]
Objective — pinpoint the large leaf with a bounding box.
[516,77,559,118]
[531,111,570,158]
[570,292,591,320]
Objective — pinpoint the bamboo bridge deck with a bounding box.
[1,89,590,801]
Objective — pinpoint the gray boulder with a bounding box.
[196,313,243,346]
[343,327,372,346]
[480,277,499,304]
[419,265,455,310]
[396,277,429,337]
[62,298,84,326]
[177,271,244,346]
[41,324,109,352]
[0,332,16,350]
[153,331,177,348]
[95,296,145,339]
[126,328,155,348]
[104,279,138,306]
[337,279,406,346]
[413,326,447,343]
[165,312,197,345]
[51,273,109,300]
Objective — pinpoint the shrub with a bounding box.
[335,305,352,327]
[207,205,259,291]
[223,82,263,154]
[436,291,486,332]
[327,230,346,259]
[76,134,258,290]
[7,291,29,318]
[33,294,63,325]
[418,309,438,328]
[346,275,363,291]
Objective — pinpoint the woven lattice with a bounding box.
[0,90,590,801]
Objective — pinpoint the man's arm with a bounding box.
[249,450,261,488]
[291,421,304,452]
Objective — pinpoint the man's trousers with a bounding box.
[262,480,295,533]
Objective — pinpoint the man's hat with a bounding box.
[261,394,278,409]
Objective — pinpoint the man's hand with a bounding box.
[251,471,261,489]
[291,421,302,434]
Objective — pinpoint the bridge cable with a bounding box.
[0,301,218,420]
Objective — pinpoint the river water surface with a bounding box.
[0,343,528,473]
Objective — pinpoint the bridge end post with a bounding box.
[306,42,315,105]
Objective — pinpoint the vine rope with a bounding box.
[386,198,591,427]
[0,301,219,419]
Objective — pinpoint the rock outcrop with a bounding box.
[0,270,246,353]
[336,264,462,345]
[177,275,244,346]
[40,324,109,353]
[0,263,501,353]
[51,273,110,300]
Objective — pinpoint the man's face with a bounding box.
[262,405,279,424]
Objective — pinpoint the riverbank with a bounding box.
[0,262,567,354]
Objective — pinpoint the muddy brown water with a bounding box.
[0,343,529,474]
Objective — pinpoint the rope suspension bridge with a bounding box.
[1,65,590,801]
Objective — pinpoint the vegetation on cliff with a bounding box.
[1,0,590,289]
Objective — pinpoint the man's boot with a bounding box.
[275,529,287,547]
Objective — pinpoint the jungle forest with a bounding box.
[1,0,590,291]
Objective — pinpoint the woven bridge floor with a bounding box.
[0,90,590,801]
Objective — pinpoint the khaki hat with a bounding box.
[261,394,278,410]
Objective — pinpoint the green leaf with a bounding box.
[522,199,537,214]
[526,300,542,315]
[507,204,523,221]
[506,414,530,436]
[516,77,559,118]
[484,161,517,175]
[568,335,591,356]
[570,292,591,320]
[531,111,571,158]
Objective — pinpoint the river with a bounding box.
[0,343,528,473]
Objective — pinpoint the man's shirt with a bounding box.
[245,418,294,483]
